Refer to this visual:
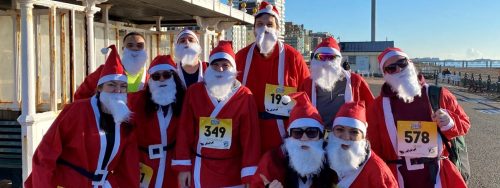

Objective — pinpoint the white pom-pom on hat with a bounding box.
[282,95,291,104]
[266,4,273,11]
[101,47,110,55]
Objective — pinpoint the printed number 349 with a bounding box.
[204,126,226,138]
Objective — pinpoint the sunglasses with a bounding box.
[383,58,409,74]
[151,71,173,81]
[313,53,339,61]
[289,127,321,139]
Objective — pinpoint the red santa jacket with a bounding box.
[128,90,179,188]
[25,96,139,188]
[74,65,149,100]
[251,146,335,188]
[366,83,470,188]
[235,42,310,153]
[336,149,398,188]
[172,82,261,187]
[298,71,374,108]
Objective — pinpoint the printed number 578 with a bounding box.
[404,131,430,143]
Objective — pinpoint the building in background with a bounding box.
[284,22,305,55]
[339,41,394,75]
[310,32,333,51]
[303,30,312,60]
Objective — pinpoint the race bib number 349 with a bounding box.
[264,84,296,117]
[199,117,232,150]
[397,121,438,158]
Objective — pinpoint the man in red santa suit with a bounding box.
[173,41,260,188]
[25,45,139,188]
[299,37,374,129]
[74,32,149,100]
[235,1,310,153]
[128,55,185,188]
[366,48,470,188]
[252,92,336,188]
[326,101,397,188]
[174,29,208,88]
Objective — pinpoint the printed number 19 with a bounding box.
[270,93,282,104]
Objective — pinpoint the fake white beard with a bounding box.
[326,134,367,178]
[148,78,177,106]
[121,48,147,75]
[204,67,237,101]
[311,58,344,91]
[99,92,131,124]
[175,42,202,66]
[255,26,279,55]
[384,63,422,103]
[284,137,325,178]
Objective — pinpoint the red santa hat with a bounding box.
[287,92,324,133]
[378,47,409,72]
[255,1,280,19]
[332,101,368,135]
[97,45,127,86]
[175,29,199,44]
[148,55,177,74]
[313,37,341,56]
[209,41,236,69]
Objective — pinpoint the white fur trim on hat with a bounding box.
[97,74,128,86]
[256,5,279,19]
[148,64,176,74]
[332,117,367,135]
[314,47,341,56]
[288,118,324,133]
[209,52,236,68]
[379,51,409,72]
[175,30,199,44]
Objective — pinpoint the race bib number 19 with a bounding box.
[397,121,438,158]
[264,84,296,117]
[199,117,232,149]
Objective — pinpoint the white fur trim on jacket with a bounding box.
[288,118,324,132]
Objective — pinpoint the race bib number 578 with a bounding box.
[397,121,438,158]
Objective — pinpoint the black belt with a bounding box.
[386,157,446,185]
[385,156,448,165]
[259,112,288,120]
[57,158,107,182]
[195,153,235,160]
[138,142,176,154]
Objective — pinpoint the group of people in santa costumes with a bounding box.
[25,1,471,188]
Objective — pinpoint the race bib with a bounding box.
[264,84,296,117]
[139,162,153,188]
[199,117,232,149]
[397,121,438,158]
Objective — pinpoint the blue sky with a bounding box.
[285,0,500,60]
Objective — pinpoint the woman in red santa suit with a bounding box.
[173,41,261,188]
[24,45,139,188]
[326,101,397,188]
[128,55,185,188]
